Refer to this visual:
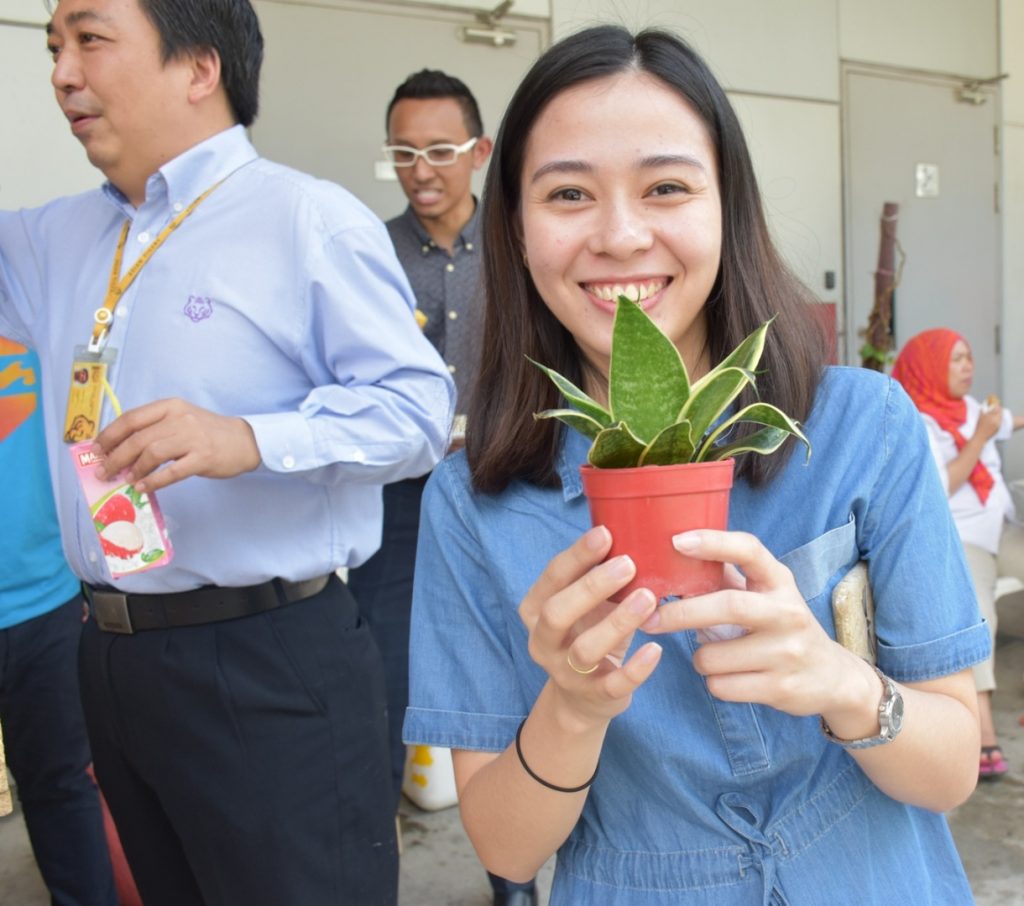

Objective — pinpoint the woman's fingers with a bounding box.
[518,525,613,629]
[564,588,658,673]
[673,530,791,592]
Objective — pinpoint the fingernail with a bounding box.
[605,554,634,580]
[640,607,661,631]
[673,532,700,553]
[585,525,610,551]
[627,588,655,615]
[638,642,662,664]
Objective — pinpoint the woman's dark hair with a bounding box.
[139,0,263,127]
[467,24,828,493]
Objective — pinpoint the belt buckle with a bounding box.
[91,590,135,634]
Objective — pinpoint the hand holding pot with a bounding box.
[642,529,877,723]
[518,525,663,726]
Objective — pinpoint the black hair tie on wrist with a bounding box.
[514,718,599,793]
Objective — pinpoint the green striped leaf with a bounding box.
[679,366,755,445]
[608,297,689,443]
[698,402,811,462]
[589,423,647,468]
[640,420,695,466]
[528,357,613,428]
[534,408,605,441]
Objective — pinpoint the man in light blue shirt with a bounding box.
[0,1,453,903]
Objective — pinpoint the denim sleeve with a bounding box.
[404,456,531,752]
[862,379,990,681]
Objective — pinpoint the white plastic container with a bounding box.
[402,745,458,811]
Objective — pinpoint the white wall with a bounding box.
[2,19,100,209]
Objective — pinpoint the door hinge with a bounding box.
[994,125,1001,156]
[995,324,1001,356]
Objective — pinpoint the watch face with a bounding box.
[885,691,905,735]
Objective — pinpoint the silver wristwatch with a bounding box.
[820,666,904,749]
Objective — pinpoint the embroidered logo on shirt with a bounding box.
[184,296,214,323]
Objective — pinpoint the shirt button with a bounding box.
[445,263,455,273]
[282,455,296,469]
[173,202,184,212]
[448,364,457,374]
[421,245,430,254]
[117,307,128,318]
[88,551,98,562]
[351,448,366,463]
[448,311,458,320]
[465,242,474,251]
[137,231,150,243]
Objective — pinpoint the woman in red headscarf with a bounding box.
[893,328,1024,779]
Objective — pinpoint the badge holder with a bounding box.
[63,310,118,444]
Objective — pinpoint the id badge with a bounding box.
[63,345,117,443]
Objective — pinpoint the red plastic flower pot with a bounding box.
[580,458,735,602]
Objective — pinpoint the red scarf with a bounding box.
[892,328,993,504]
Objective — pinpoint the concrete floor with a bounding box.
[2,594,1022,905]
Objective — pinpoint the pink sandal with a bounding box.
[979,746,1009,780]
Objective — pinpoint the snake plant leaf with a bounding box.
[608,297,689,443]
[527,357,613,428]
[702,426,791,461]
[589,422,648,468]
[679,366,756,446]
[534,408,606,441]
[698,402,811,462]
[691,320,773,398]
[640,420,695,466]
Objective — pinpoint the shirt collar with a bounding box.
[102,125,258,216]
[400,197,481,253]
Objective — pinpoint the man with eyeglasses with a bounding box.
[348,70,537,906]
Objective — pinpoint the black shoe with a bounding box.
[492,890,538,906]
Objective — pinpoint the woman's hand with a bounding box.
[974,403,1002,443]
[641,530,879,731]
[518,525,663,729]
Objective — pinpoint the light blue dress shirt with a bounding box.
[0,126,454,592]
[406,367,989,905]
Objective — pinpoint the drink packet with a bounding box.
[69,441,173,578]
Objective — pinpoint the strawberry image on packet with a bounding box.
[69,441,174,578]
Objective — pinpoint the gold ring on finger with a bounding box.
[567,652,599,675]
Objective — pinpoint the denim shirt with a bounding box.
[405,367,989,905]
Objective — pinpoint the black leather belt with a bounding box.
[83,575,332,635]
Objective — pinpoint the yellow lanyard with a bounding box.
[88,180,224,353]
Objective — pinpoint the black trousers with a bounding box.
[79,575,398,906]
[0,593,116,906]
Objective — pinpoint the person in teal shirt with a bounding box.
[0,337,115,906]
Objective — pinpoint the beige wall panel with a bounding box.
[1000,124,1024,481]
[3,0,48,25]
[552,0,839,101]
[730,94,843,308]
[1003,0,1024,123]
[839,0,997,77]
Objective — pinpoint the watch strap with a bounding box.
[820,666,901,749]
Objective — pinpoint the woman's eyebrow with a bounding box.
[530,160,592,183]
[530,153,707,184]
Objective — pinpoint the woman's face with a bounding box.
[519,71,722,388]
[947,339,974,399]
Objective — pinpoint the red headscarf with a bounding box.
[892,328,993,504]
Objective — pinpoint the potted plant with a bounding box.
[531,296,811,601]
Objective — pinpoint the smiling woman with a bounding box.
[405,24,991,906]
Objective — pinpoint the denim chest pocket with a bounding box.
[779,515,860,634]
[694,516,860,778]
